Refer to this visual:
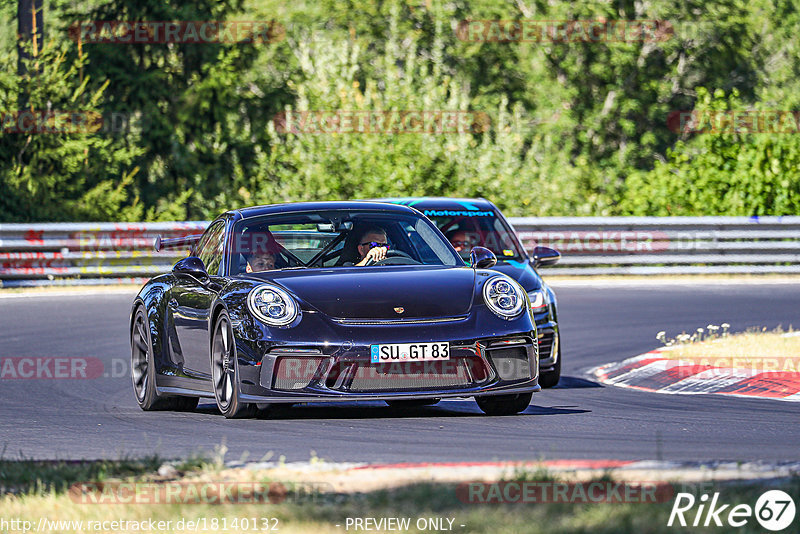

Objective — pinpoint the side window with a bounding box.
[403,222,437,264]
[195,221,226,275]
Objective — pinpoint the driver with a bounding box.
[355,227,389,266]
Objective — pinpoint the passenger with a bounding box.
[245,250,276,273]
[355,227,390,266]
[239,229,281,273]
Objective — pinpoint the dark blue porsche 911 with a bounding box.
[131,201,541,418]
[377,197,562,388]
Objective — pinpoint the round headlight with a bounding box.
[483,275,525,319]
[248,284,299,327]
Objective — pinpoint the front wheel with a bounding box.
[211,311,254,418]
[475,392,532,416]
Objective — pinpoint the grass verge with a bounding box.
[658,329,800,372]
[1,460,798,533]
[0,455,213,495]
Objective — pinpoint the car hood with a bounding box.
[489,260,543,292]
[246,266,477,320]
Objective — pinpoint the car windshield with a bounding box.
[422,209,525,262]
[230,210,461,274]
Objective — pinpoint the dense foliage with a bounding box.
[1,0,798,221]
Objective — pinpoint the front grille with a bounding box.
[331,316,467,326]
[347,358,478,392]
[272,356,324,390]
[488,346,531,381]
[537,332,555,360]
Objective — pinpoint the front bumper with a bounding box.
[236,334,539,403]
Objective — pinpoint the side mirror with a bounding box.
[173,256,209,281]
[470,246,497,269]
[531,246,561,268]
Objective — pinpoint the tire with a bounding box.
[475,392,532,416]
[211,310,254,419]
[131,307,198,411]
[386,398,441,408]
[539,340,561,389]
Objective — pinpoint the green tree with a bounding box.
[53,0,268,219]
[0,40,144,221]
[619,88,800,215]
[224,9,584,216]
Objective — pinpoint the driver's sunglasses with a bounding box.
[451,240,475,247]
[360,241,389,249]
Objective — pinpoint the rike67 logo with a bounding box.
[669,490,796,531]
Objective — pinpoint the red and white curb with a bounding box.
[591,348,800,402]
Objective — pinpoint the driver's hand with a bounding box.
[358,246,387,266]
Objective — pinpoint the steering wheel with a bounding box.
[366,249,421,266]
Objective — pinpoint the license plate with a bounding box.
[370,342,450,363]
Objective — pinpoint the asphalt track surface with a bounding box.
[1,282,799,463]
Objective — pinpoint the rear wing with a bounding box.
[154,234,203,252]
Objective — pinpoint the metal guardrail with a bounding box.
[509,216,800,275]
[0,217,798,286]
[0,222,206,287]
